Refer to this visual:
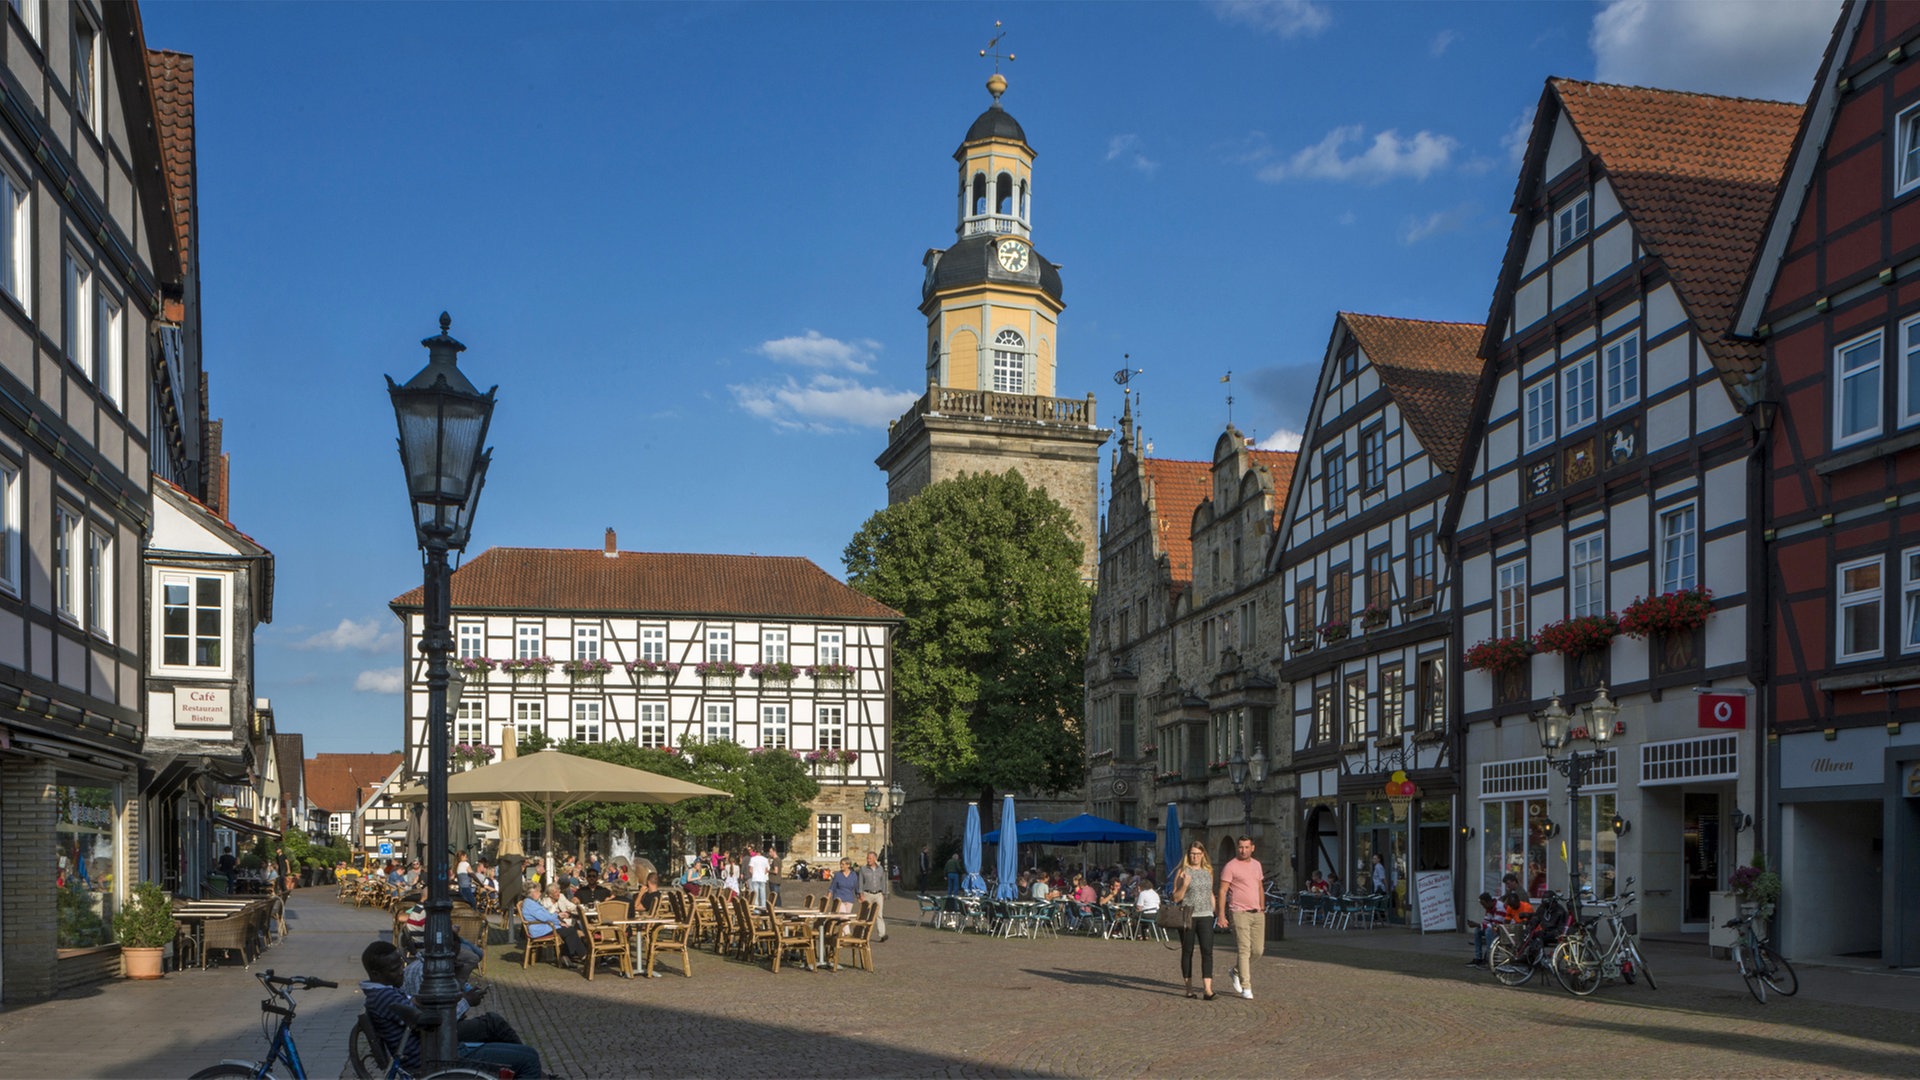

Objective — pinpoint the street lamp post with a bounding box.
[864,781,906,876]
[1228,747,1270,825]
[1532,685,1618,921]
[387,313,495,1070]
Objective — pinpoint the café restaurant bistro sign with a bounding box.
[175,686,231,728]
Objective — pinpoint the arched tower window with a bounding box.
[972,174,987,216]
[996,173,1014,215]
[1019,179,1029,221]
[992,328,1026,394]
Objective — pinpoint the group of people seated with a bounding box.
[996,868,1161,930]
[515,865,669,969]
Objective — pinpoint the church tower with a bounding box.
[876,70,1111,580]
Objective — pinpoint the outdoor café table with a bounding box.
[1105,902,1138,940]
[172,899,264,968]
[771,908,854,969]
[613,917,677,977]
[1004,900,1048,938]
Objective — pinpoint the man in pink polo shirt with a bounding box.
[1215,835,1266,1000]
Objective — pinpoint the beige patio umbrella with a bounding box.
[394,748,728,862]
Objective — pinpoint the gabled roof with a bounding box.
[391,548,902,622]
[1140,458,1210,589]
[1519,79,1804,389]
[305,753,403,815]
[273,733,304,801]
[145,50,195,280]
[152,476,274,623]
[1341,313,1486,473]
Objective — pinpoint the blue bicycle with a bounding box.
[189,970,493,1080]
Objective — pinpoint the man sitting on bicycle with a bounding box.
[360,940,543,1078]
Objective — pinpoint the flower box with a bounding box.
[501,657,554,682]
[808,663,855,683]
[804,748,858,773]
[453,742,495,770]
[750,661,799,683]
[625,660,681,682]
[696,660,745,683]
[1619,586,1714,638]
[453,657,495,682]
[1463,636,1532,674]
[1360,604,1390,629]
[563,658,613,681]
[1317,620,1351,645]
[1532,614,1621,658]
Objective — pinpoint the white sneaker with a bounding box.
[1241,987,1254,1000]
[1230,968,1242,994]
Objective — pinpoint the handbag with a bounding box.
[1155,902,1193,931]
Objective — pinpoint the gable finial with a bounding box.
[980,20,1014,103]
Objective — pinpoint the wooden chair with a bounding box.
[521,914,562,969]
[449,907,489,975]
[835,905,876,972]
[734,894,779,965]
[584,900,632,981]
[647,911,693,978]
[772,912,816,973]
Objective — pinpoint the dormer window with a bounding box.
[1554,194,1590,251]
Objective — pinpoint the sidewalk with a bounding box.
[0,889,385,1078]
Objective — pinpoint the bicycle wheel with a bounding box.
[1489,928,1534,987]
[1737,946,1768,1003]
[189,1064,279,1080]
[347,1022,386,1079]
[420,1070,500,1079]
[1756,945,1798,997]
[1552,936,1602,996]
[1623,938,1656,990]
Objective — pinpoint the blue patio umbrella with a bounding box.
[995,795,1020,899]
[961,801,987,895]
[1048,813,1155,843]
[1163,803,1182,882]
[982,818,1056,844]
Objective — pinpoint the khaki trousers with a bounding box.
[1229,910,1265,989]
[861,891,888,940]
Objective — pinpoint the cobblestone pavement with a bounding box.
[2,891,1917,1078]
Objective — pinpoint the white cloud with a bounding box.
[1430,29,1459,57]
[354,668,403,694]
[754,330,880,374]
[292,618,398,653]
[1401,203,1476,245]
[1210,0,1331,39]
[1257,125,1459,184]
[1257,429,1304,452]
[1336,210,1357,226]
[1105,134,1160,175]
[1501,105,1536,167]
[731,373,918,433]
[1590,0,1836,103]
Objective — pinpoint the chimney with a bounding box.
[604,527,617,557]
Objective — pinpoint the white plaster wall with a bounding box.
[1646,335,1691,397]
[1703,461,1746,529]
[1593,178,1621,223]
[1646,395,1691,453]
[1560,326,1596,359]
[1608,496,1648,557]
[1522,348,1556,382]
[1551,250,1589,308]
[1591,222,1633,283]
[1489,469,1520,519]
[1532,525,1565,581]
[1645,284,1686,337]
[1544,112,1582,180]
[1601,301,1640,339]
[1697,381,1740,433]
[1523,221,1550,275]
[1704,595,1746,667]
[1514,276,1548,333]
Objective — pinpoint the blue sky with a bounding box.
[137,1,1838,754]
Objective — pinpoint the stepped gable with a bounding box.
[1140,458,1210,590]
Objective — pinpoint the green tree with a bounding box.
[843,469,1089,801]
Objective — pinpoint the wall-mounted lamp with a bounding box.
[1610,814,1630,836]
[1731,808,1753,833]
[1459,825,1476,839]
[1541,819,1560,838]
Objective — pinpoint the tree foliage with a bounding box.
[844,470,1089,799]
[519,740,819,853]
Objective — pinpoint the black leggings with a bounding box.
[1179,919,1216,981]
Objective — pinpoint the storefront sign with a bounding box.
[1779,726,1893,789]
[1698,693,1746,730]
[174,687,231,729]
[1414,871,1456,933]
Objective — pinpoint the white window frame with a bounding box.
[53,504,80,621]
[1524,377,1556,449]
[63,249,92,378]
[456,622,484,660]
[816,813,843,858]
[1902,315,1920,431]
[640,625,667,663]
[1898,101,1920,198]
[515,623,542,659]
[761,627,787,664]
[84,523,110,639]
[9,0,40,45]
[991,328,1025,394]
[513,700,543,744]
[454,700,485,745]
[156,571,228,673]
[817,704,845,751]
[706,626,731,663]
[96,289,122,409]
[704,702,733,744]
[1837,556,1884,662]
[572,700,601,743]
[1903,548,1920,654]
[761,703,789,749]
[0,458,17,595]
[1569,533,1605,618]
[1322,447,1347,511]
[1834,330,1884,448]
[573,624,600,661]
[1497,559,1528,640]
[1554,193,1590,251]
[638,701,668,749]
[73,12,99,132]
[1563,354,1596,433]
[1658,504,1698,593]
[0,164,28,308]
[817,631,842,666]
[1603,332,1640,413]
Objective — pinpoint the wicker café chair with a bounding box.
[647,906,693,979]
[771,912,816,973]
[199,911,256,969]
[584,900,632,981]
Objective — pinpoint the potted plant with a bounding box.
[1317,618,1351,644]
[1532,614,1621,657]
[1729,854,1782,918]
[1463,635,1533,674]
[1618,586,1715,638]
[115,881,175,979]
[1360,603,1390,629]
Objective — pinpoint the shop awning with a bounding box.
[212,813,280,838]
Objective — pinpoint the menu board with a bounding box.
[1414,871,1456,933]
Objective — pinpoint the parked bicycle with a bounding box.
[1726,908,1798,1003]
[1486,891,1573,987]
[188,969,493,1080]
[1549,881,1657,995]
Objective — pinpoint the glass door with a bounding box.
[1682,792,1720,926]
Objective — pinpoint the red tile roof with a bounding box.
[146,50,195,278]
[304,753,402,814]
[391,548,902,622]
[1141,459,1210,587]
[1341,313,1487,472]
[1550,79,1803,388]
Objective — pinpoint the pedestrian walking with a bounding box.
[858,851,890,942]
[1218,835,1266,1000]
[748,847,771,910]
[1170,841,1218,1000]
[919,845,932,890]
[944,852,962,896]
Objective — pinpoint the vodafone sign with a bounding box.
[1698,693,1746,730]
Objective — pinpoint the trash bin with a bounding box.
[1267,911,1286,942]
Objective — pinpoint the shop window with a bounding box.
[1481,797,1550,899]
[55,778,119,947]
[1577,792,1619,901]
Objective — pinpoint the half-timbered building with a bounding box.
[1275,313,1482,919]
[1449,80,1801,933]
[1731,0,1920,967]
[390,533,903,866]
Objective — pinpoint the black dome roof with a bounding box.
[963,104,1028,147]
[924,234,1062,305]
